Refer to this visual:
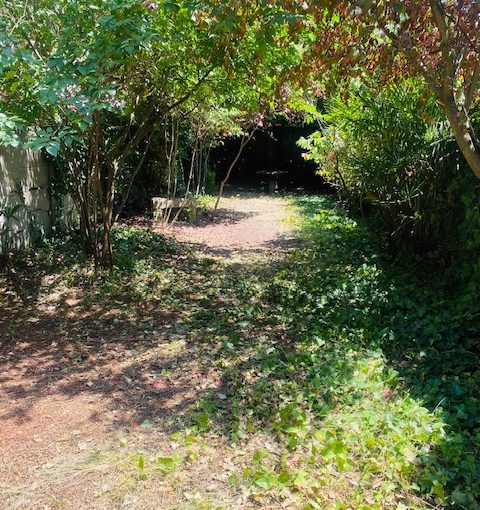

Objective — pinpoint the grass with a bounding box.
[1,194,479,509]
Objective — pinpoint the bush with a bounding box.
[298,81,480,268]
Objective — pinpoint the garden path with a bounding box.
[0,191,298,510]
[1,192,475,509]
[154,190,297,259]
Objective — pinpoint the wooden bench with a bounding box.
[152,197,196,221]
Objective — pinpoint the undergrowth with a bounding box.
[186,195,480,509]
[2,196,479,509]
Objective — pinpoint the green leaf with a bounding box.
[46,141,60,157]
[163,2,180,12]
[292,469,309,488]
[252,449,269,463]
[228,473,239,485]
[156,454,184,473]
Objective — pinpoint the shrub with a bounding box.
[298,81,480,268]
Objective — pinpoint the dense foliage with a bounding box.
[1,1,479,261]
[278,0,480,181]
[0,0,302,264]
[299,81,480,267]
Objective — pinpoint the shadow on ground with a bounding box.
[1,196,479,507]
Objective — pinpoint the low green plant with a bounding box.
[4,194,479,509]
[0,203,24,253]
[207,196,480,509]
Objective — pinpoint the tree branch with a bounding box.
[214,129,256,212]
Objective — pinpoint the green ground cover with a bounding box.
[2,195,479,509]
[184,196,480,509]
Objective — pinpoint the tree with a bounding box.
[280,1,480,180]
[1,2,159,263]
[184,1,480,179]
[0,0,305,263]
[0,0,231,264]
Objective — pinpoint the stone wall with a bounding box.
[0,147,51,253]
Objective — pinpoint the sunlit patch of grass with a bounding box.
[186,195,480,509]
[195,194,217,211]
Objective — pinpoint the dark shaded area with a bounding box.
[211,119,326,193]
[114,118,327,219]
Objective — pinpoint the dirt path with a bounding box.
[0,192,298,510]
[155,191,296,259]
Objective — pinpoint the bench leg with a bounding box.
[268,178,276,193]
[153,208,164,221]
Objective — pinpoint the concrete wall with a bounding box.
[0,147,51,253]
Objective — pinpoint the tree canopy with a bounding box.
[1,0,479,264]
[282,1,480,179]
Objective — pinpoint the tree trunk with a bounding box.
[443,99,480,180]
[99,157,117,268]
[101,222,113,268]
